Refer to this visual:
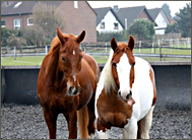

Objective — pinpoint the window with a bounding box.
[13,19,20,30]
[27,18,34,26]
[13,1,22,8]
[74,1,78,8]
[1,20,5,28]
[114,23,118,30]
[100,22,105,29]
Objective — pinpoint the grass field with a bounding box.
[1,48,191,66]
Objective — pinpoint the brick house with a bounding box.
[1,1,97,43]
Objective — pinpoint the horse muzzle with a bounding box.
[118,90,135,106]
[68,86,81,96]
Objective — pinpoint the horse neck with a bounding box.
[46,46,66,90]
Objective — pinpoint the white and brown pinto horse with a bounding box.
[95,36,157,139]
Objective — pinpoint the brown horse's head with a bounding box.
[111,36,135,105]
[57,27,85,96]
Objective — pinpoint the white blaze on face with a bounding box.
[73,75,76,82]
[116,53,132,99]
[73,50,75,55]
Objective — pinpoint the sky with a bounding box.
[87,1,190,17]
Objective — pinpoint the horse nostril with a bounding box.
[69,86,72,92]
[126,94,129,100]
[62,57,65,62]
[126,91,132,100]
[130,90,132,96]
[118,90,121,96]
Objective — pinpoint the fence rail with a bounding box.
[1,39,191,62]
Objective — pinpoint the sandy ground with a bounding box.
[1,103,191,139]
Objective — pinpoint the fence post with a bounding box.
[177,38,180,48]
[105,43,108,58]
[45,46,48,54]
[139,41,141,53]
[1,49,2,65]
[151,42,154,53]
[14,47,16,60]
[187,38,191,55]
[187,38,190,48]
[158,39,162,61]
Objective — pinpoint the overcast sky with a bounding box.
[87,1,190,17]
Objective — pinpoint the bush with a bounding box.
[23,26,47,46]
[9,37,27,47]
[97,31,128,42]
[1,28,24,47]
[127,19,155,41]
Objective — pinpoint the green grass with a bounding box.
[1,48,191,66]
[1,56,45,66]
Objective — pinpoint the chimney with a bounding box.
[6,1,9,6]
[125,18,127,30]
[113,5,119,12]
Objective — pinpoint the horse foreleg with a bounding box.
[66,111,77,139]
[122,119,138,139]
[87,92,96,138]
[43,110,58,139]
[96,118,111,139]
[141,106,154,139]
[137,119,143,139]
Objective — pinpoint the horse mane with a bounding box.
[100,49,117,93]
[45,36,60,78]
[48,36,61,55]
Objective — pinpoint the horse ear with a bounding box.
[111,37,118,52]
[77,30,86,43]
[57,27,67,44]
[128,36,135,51]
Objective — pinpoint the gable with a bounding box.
[96,10,124,32]
[155,11,170,27]
[115,6,146,28]
[94,7,111,26]
[148,8,170,26]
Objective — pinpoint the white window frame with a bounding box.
[1,20,6,28]
[13,19,21,30]
[27,18,34,26]
[74,1,78,8]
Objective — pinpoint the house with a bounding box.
[94,7,124,33]
[1,1,97,43]
[94,5,156,33]
[113,6,156,30]
[148,8,170,35]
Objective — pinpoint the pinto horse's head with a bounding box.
[111,36,135,105]
[57,27,85,96]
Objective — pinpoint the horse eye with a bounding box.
[62,57,65,62]
[113,62,117,67]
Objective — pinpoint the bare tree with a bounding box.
[32,2,65,45]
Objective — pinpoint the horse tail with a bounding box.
[77,106,89,139]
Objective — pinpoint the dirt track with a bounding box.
[1,103,191,139]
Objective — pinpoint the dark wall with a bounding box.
[1,68,40,105]
[1,65,191,108]
[153,65,191,109]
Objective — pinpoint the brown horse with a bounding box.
[37,27,100,139]
[95,36,157,139]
